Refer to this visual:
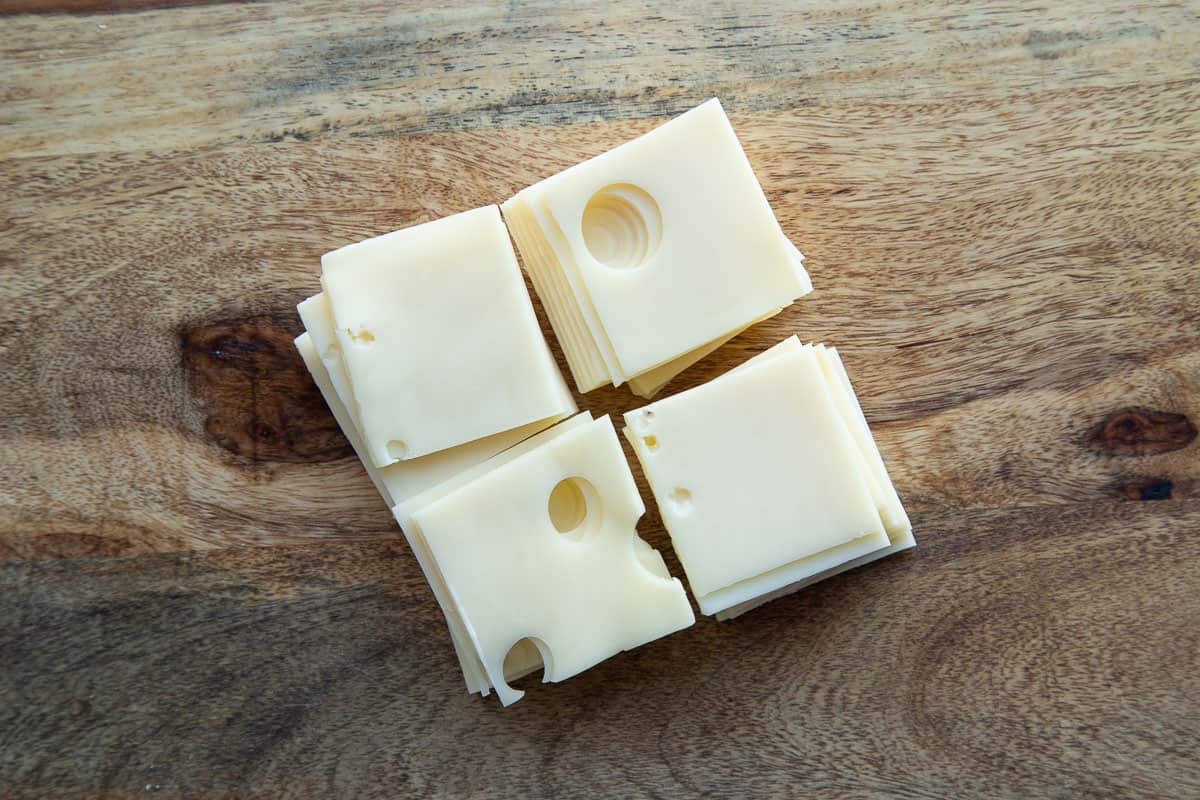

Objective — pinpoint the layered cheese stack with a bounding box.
[295,205,692,704]
[502,98,812,398]
[295,99,914,706]
[624,337,914,620]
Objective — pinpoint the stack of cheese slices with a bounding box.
[502,98,812,398]
[296,98,913,706]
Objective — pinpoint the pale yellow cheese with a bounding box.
[625,337,905,617]
[296,332,584,693]
[502,98,811,393]
[710,346,916,620]
[409,416,695,705]
[297,291,570,506]
[321,205,576,467]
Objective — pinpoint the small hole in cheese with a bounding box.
[386,439,408,460]
[669,487,693,512]
[547,476,601,540]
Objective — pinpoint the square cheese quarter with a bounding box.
[320,204,576,468]
[502,98,812,397]
[407,415,696,706]
[624,337,914,619]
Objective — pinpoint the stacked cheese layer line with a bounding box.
[624,337,914,619]
[294,98,915,706]
[502,98,812,398]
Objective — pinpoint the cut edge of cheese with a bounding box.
[528,191,628,384]
[626,308,782,399]
[692,528,890,616]
[500,196,609,391]
[297,293,362,431]
[713,531,916,621]
[813,344,912,539]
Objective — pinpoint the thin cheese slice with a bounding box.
[298,291,571,505]
[710,347,916,620]
[502,98,811,392]
[625,337,904,617]
[410,416,695,705]
[321,205,576,467]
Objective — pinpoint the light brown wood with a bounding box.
[2,1,1198,797]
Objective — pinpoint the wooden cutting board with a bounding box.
[3,2,1198,797]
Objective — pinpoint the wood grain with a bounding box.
[2,0,1198,797]
[2,501,1198,798]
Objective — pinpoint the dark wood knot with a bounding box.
[1086,408,1197,456]
[180,311,351,464]
[1109,477,1174,502]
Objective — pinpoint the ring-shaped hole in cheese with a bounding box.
[581,183,662,270]
[547,476,602,540]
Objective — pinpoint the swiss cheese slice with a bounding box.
[321,205,576,468]
[625,337,911,617]
[409,415,695,705]
[502,98,811,393]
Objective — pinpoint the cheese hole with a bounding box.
[581,183,662,270]
[631,410,654,432]
[386,440,408,459]
[669,487,693,512]
[347,327,375,345]
[547,476,601,540]
[503,637,549,685]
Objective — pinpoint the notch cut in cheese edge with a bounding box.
[410,415,695,705]
[296,332,579,694]
[503,98,812,390]
[320,204,576,467]
[624,336,908,616]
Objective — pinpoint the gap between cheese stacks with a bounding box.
[406,415,695,706]
[623,336,914,618]
[319,205,576,468]
[502,98,812,396]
